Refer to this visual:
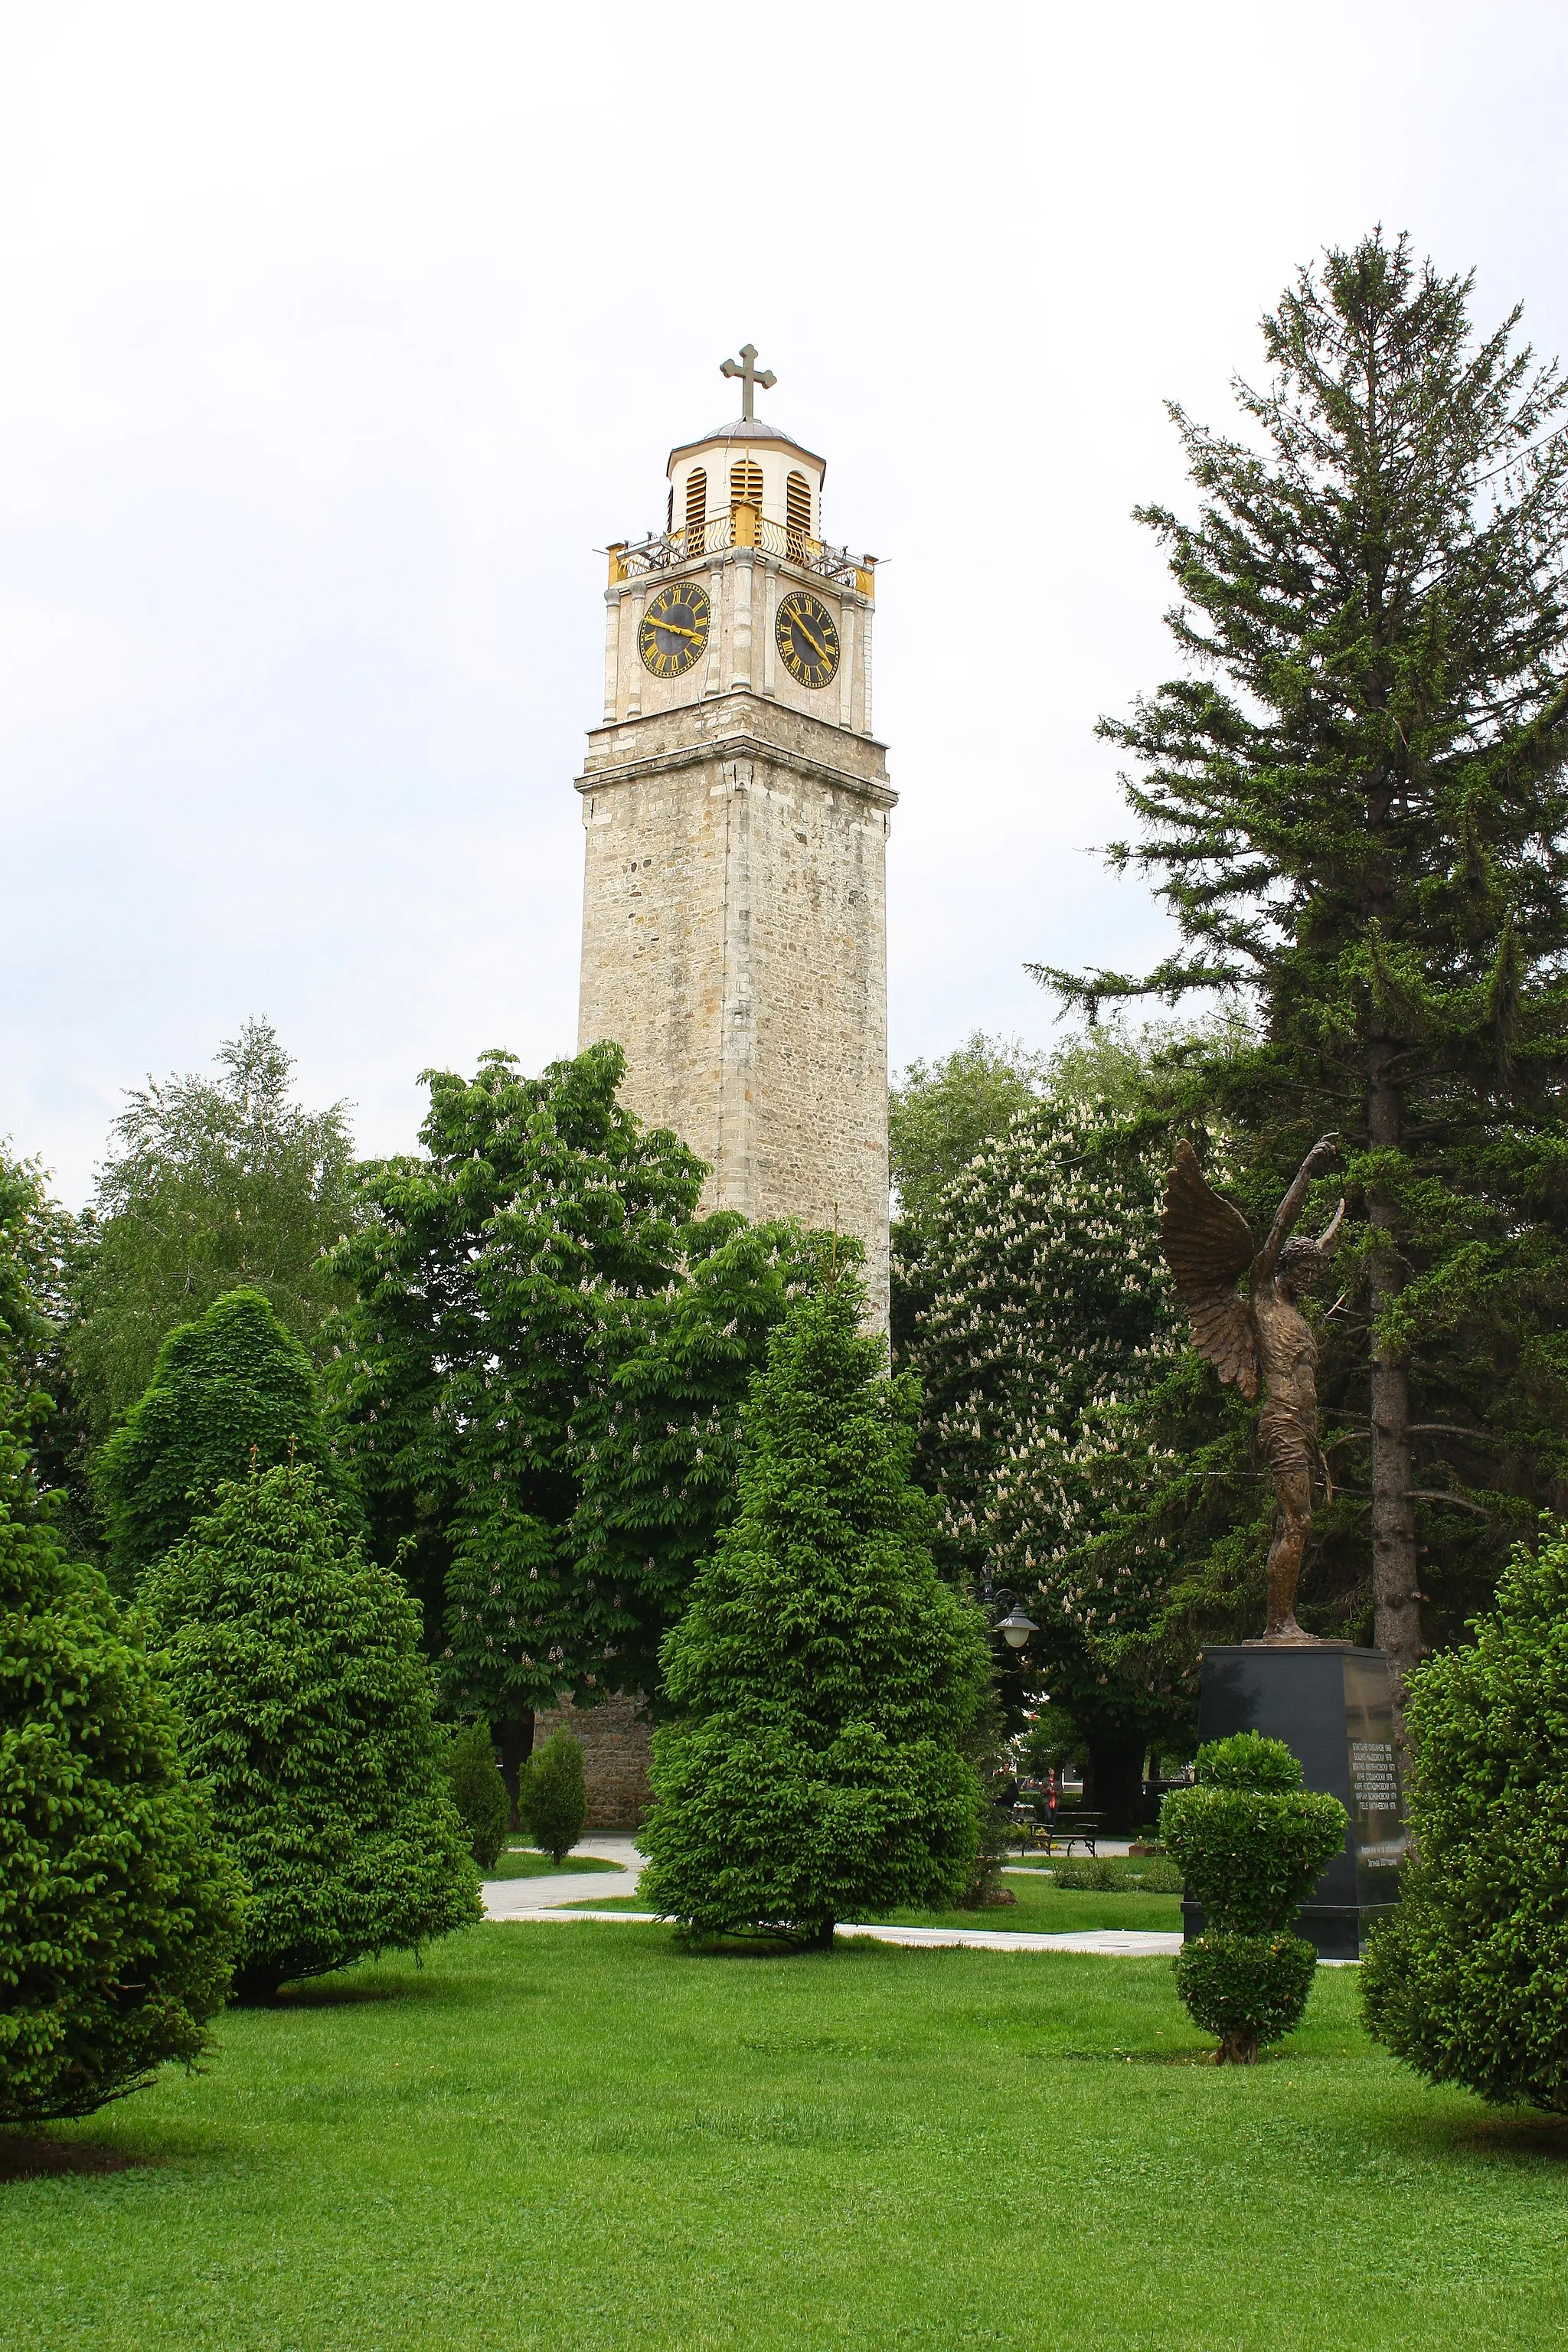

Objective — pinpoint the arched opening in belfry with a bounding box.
[786,469,812,559]
[684,467,707,553]
[730,458,763,522]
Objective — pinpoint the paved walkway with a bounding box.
[482,1851,1183,1955]
[481,1836,644,1921]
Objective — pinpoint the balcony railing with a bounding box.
[608,508,874,598]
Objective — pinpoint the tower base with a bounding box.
[1181,1642,1406,1961]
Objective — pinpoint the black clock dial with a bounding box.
[639,580,711,678]
[775,588,840,689]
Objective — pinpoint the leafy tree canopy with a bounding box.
[1036,231,1568,1685]
[72,1019,358,1438]
[94,1285,347,1588]
[328,1041,814,1740]
[900,1083,1191,1816]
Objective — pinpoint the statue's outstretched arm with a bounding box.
[1252,1136,1338,1282]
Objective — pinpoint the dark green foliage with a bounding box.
[568,1210,818,1703]
[144,1465,479,2001]
[444,1720,510,1870]
[0,1371,241,2121]
[1163,1733,1347,2061]
[1036,233,1568,1683]
[1162,1734,1348,1932]
[640,1271,991,1945]
[1174,1932,1320,2062]
[94,1288,344,1586]
[71,1020,359,1439]
[1052,1856,1184,1893]
[1361,1528,1568,2111]
[330,1042,809,1722]
[0,1148,96,1558]
[521,1730,587,1863]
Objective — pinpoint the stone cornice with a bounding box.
[577,693,894,808]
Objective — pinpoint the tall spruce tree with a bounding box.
[639,1266,991,1946]
[1037,234,1568,1685]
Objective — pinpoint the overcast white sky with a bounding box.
[3,2,1565,1204]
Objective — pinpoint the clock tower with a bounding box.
[576,348,894,1321]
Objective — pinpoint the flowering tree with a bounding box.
[900,1093,1194,1818]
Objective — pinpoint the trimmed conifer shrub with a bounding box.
[0,1393,242,2122]
[145,1464,479,2001]
[95,1286,345,1586]
[1361,1532,1568,2112]
[1162,1733,1346,2063]
[639,1268,991,1948]
[445,1720,511,1870]
[521,1730,587,1864]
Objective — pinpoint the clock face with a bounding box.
[639,580,711,678]
[776,588,841,689]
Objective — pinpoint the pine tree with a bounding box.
[521,1730,587,1863]
[639,1269,991,1947]
[1037,233,1568,1685]
[443,1720,510,1870]
[145,1465,479,2002]
[568,1211,817,1703]
[0,1367,241,2122]
[94,1286,345,1586]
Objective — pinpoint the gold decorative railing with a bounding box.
[608,508,874,598]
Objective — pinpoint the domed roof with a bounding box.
[667,413,826,477]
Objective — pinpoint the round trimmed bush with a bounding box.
[445,1720,510,1870]
[521,1730,587,1864]
[1174,1932,1319,2066]
[1162,1732,1347,2063]
[1361,1530,1568,2112]
[0,1411,242,2122]
[145,1463,479,2001]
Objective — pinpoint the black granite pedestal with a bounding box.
[1181,1642,1406,1960]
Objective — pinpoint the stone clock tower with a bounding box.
[576,348,894,1321]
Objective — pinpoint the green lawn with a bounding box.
[482,1848,626,1882]
[572,1869,1183,1934]
[7,1924,1563,2351]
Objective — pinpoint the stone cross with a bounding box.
[720,343,776,422]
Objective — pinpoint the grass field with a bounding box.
[6,1922,1564,2351]
[483,1848,626,1882]
[572,1868,1184,1934]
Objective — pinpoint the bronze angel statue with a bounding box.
[1161,1136,1344,1645]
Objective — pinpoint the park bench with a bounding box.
[1008,1809,1104,1857]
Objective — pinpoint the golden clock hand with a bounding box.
[651,619,702,641]
[792,612,830,662]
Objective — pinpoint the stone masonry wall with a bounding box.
[577,691,893,1325]
[531,1691,652,1830]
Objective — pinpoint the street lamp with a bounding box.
[996,1601,1038,1650]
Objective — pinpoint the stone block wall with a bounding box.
[531,1691,652,1830]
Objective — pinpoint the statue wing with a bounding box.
[1161,1140,1259,1400]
